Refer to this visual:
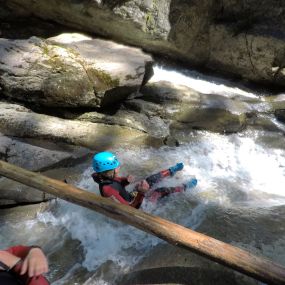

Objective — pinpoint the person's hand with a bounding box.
[127,175,135,183]
[20,248,49,277]
[136,180,150,193]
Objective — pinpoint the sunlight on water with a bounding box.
[238,137,285,196]
[150,66,267,100]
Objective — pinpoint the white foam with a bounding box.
[38,129,285,275]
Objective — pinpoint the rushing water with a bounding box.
[1,66,285,285]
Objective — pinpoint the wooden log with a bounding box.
[0,159,284,285]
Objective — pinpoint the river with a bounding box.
[1,66,285,285]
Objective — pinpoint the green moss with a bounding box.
[42,44,50,56]
[47,56,68,72]
[40,43,120,91]
[145,11,156,32]
[87,68,120,91]
[143,0,158,33]
[40,44,66,72]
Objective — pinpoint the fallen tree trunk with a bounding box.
[0,160,284,285]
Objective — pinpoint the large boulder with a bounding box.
[139,81,250,134]
[0,102,157,149]
[64,108,170,139]
[0,33,153,107]
[3,0,285,87]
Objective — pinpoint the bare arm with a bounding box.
[0,250,21,269]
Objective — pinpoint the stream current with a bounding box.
[1,66,285,285]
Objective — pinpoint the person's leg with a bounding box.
[148,178,198,203]
[149,186,185,203]
[145,163,184,189]
[145,171,170,188]
[169,163,184,176]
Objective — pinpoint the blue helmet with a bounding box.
[92,151,120,173]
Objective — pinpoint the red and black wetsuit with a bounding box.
[92,175,145,208]
[0,245,49,285]
[92,169,185,208]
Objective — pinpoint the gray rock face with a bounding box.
[0,134,90,172]
[139,81,250,134]
[69,108,170,138]
[4,0,285,87]
[0,132,91,206]
[0,34,153,107]
[0,102,155,149]
[275,109,285,123]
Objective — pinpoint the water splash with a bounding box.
[37,128,285,279]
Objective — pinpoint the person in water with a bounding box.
[92,151,197,209]
[0,245,49,285]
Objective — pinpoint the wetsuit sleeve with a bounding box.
[103,185,130,205]
[5,246,50,285]
[116,177,130,186]
[102,185,144,208]
[6,245,30,259]
[129,192,145,209]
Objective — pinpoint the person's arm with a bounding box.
[103,185,131,205]
[0,249,21,270]
[6,245,48,277]
[103,184,145,209]
[129,180,150,209]
[20,247,48,277]
[129,192,145,209]
[116,176,131,186]
[6,245,30,259]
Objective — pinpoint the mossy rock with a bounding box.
[86,67,120,93]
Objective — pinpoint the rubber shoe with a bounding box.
[169,162,184,176]
[184,178,198,190]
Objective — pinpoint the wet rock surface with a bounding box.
[0,132,91,206]
[3,0,285,87]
